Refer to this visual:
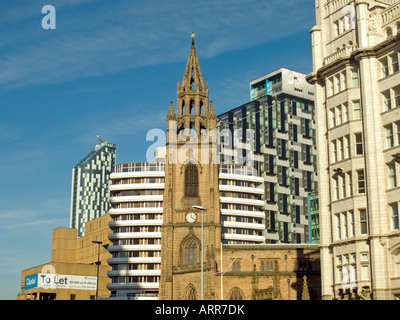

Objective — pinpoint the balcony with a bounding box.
[110,195,163,203]
[107,270,161,277]
[107,257,161,265]
[324,45,357,66]
[219,184,264,195]
[382,1,400,26]
[106,282,159,291]
[110,183,165,191]
[222,220,265,231]
[222,233,265,243]
[108,207,163,215]
[220,208,265,219]
[107,244,161,252]
[109,219,163,228]
[220,196,264,207]
[108,232,161,239]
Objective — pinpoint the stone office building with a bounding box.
[307,0,400,300]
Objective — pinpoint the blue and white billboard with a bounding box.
[24,273,97,290]
[25,273,39,290]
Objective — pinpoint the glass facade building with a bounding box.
[70,140,116,237]
[218,68,318,244]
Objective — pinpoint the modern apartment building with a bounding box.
[106,161,165,300]
[70,138,116,237]
[218,68,318,244]
[307,0,400,300]
[219,164,265,244]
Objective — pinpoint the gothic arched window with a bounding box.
[229,287,244,300]
[185,239,198,265]
[186,285,197,300]
[185,164,198,197]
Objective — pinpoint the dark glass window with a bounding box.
[185,164,198,197]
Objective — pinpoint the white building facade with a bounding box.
[307,0,400,300]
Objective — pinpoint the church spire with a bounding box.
[178,33,207,97]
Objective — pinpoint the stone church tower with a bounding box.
[159,35,222,300]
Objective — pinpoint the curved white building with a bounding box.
[219,164,265,244]
[106,162,165,300]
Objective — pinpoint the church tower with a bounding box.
[160,34,221,300]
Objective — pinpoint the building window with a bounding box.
[353,100,361,120]
[361,264,369,280]
[330,108,336,127]
[328,78,334,96]
[392,53,399,73]
[343,103,349,123]
[343,212,348,238]
[339,137,344,161]
[185,164,198,197]
[383,90,392,111]
[334,20,340,37]
[336,213,341,240]
[347,171,353,196]
[349,210,355,237]
[388,163,397,189]
[345,135,351,159]
[186,285,197,300]
[229,287,244,300]
[333,176,339,200]
[357,169,365,194]
[397,122,400,145]
[232,260,241,272]
[390,202,399,231]
[332,140,337,163]
[351,68,359,87]
[395,86,400,108]
[355,133,363,155]
[359,209,368,235]
[381,57,389,78]
[185,239,198,266]
[341,173,346,198]
[386,125,394,148]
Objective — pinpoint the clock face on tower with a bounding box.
[185,212,197,223]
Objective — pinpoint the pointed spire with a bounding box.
[209,100,216,118]
[301,276,310,300]
[180,33,205,94]
[167,101,176,120]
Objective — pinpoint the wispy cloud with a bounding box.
[0,0,314,90]
[0,218,68,231]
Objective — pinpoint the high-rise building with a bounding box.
[70,138,116,237]
[218,68,317,244]
[307,0,400,300]
[106,161,165,300]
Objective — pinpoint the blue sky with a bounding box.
[0,0,315,299]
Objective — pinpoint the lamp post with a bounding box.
[192,205,206,300]
[92,240,102,300]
